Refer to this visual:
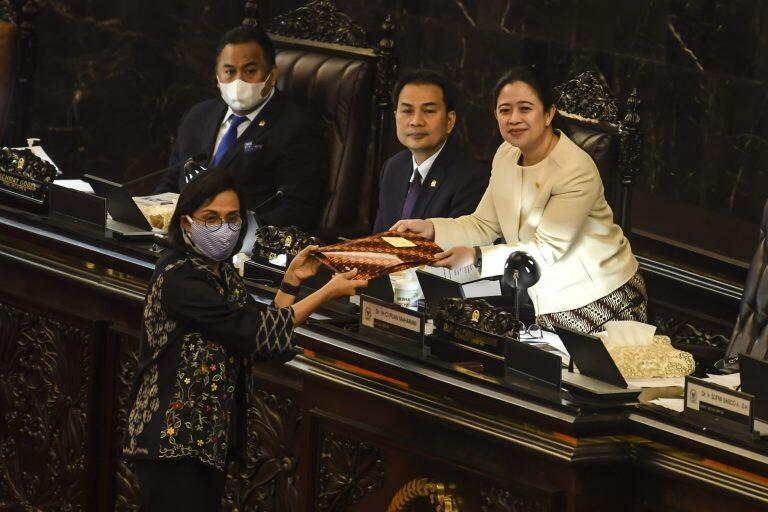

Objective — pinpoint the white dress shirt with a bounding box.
[410,140,447,183]
[212,89,275,157]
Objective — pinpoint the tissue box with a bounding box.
[606,335,695,379]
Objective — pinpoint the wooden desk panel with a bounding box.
[1,208,767,512]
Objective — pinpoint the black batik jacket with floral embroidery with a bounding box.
[123,250,295,471]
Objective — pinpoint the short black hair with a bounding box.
[215,25,276,68]
[492,65,556,111]
[391,69,456,112]
[166,168,248,256]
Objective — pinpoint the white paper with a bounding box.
[462,279,501,298]
[650,398,685,412]
[520,330,570,366]
[626,377,685,388]
[55,179,94,194]
[704,372,741,390]
[421,264,500,297]
[422,263,481,284]
[132,192,179,207]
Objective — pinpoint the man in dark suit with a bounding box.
[373,70,489,234]
[156,26,327,229]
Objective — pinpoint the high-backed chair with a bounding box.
[724,198,768,361]
[0,0,38,147]
[243,0,397,235]
[554,72,642,235]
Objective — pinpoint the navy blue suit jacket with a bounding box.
[372,137,490,234]
[156,91,328,229]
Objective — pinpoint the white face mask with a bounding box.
[217,73,271,112]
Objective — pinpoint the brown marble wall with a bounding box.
[26,0,768,261]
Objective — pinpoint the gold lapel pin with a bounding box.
[258,120,266,127]
[430,179,437,188]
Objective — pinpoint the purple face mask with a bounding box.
[183,215,241,261]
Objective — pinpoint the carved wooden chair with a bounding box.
[243,0,397,235]
[0,0,38,146]
[554,72,642,235]
[723,197,768,363]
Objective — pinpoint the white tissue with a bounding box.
[598,320,656,347]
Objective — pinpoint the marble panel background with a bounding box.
[23,0,768,260]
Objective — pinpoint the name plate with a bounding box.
[434,317,507,356]
[0,169,47,205]
[684,376,754,435]
[360,295,424,343]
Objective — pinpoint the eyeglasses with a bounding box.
[188,214,243,232]
[518,322,543,340]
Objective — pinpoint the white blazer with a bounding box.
[430,132,638,315]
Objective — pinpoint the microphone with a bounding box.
[567,294,644,372]
[182,154,210,183]
[240,187,287,258]
[121,153,208,187]
[251,187,285,213]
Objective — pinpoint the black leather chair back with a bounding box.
[555,72,642,234]
[275,48,374,229]
[726,199,768,360]
[559,118,620,214]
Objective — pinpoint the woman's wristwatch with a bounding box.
[279,279,302,296]
[473,246,482,271]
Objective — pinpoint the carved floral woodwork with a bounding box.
[555,71,619,123]
[267,0,369,48]
[480,486,549,512]
[0,302,91,510]
[222,388,302,511]
[316,430,385,511]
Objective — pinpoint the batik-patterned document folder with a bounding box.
[313,231,442,280]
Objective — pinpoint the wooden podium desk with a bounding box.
[0,206,766,512]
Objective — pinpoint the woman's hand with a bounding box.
[291,269,368,325]
[433,246,476,269]
[390,219,435,240]
[321,269,368,300]
[285,245,321,283]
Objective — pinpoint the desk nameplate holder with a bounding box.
[0,169,48,208]
[683,376,760,440]
[431,318,563,402]
[358,294,426,359]
[48,184,107,230]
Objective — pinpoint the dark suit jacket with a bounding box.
[372,137,490,233]
[156,91,328,229]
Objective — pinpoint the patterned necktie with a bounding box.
[400,168,422,219]
[211,114,248,167]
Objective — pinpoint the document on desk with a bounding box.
[421,264,501,297]
[421,263,480,283]
[626,377,685,388]
[55,179,95,194]
[704,372,741,390]
[649,398,684,412]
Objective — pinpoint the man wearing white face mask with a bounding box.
[156,26,329,229]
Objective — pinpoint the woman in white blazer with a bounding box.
[393,66,647,331]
